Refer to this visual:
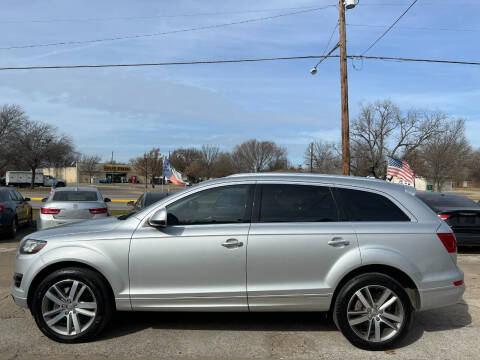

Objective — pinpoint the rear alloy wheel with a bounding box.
[334,273,412,350]
[31,267,113,343]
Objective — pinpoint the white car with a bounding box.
[37,187,111,230]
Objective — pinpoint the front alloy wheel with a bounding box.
[31,267,113,343]
[41,280,97,336]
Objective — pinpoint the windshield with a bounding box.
[118,188,191,220]
[53,191,99,201]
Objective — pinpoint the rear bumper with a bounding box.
[419,277,465,311]
[37,215,107,230]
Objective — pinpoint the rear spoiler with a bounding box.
[403,185,416,196]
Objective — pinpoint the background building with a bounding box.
[43,163,146,184]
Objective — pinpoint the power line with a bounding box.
[361,0,419,55]
[0,55,479,71]
[0,6,335,50]
[0,5,333,24]
[321,22,339,56]
[349,23,480,33]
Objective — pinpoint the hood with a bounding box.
[28,217,122,241]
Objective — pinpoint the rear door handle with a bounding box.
[328,238,350,247]
[222,238,243,248]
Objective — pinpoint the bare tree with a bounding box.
[210,152,235,178]
[201,144,219,179]
[304,141,341,174]
[232,139,287,173]
[79,154,102,182]
[351,100,444,178]
[419,119,471,191]
[130,148,163,188]
[0,104,27,174]
[169,148,203,173]
[16,121,75,188]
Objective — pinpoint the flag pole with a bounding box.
[162,155,165,193]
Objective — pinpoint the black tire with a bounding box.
[8,217,17,239]
[334,273,413,351]
[27,211,34,227]
[31,267,114,343]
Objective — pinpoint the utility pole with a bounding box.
[338,0,350,175]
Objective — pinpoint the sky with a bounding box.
[0,0,479,165]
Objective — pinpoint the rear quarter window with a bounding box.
[53,191,99,201]
[333,187,410,222]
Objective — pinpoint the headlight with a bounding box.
[20,239,47,254]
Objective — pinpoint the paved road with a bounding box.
[1,229,479,359]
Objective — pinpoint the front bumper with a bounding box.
[11,288,28,308]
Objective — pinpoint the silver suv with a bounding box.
[11,174,464,350]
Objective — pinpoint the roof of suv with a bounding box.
[223,172,408,192]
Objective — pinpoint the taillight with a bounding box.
[89,208,107,215]
[41,208,61,215]
[438,214,451,220]
[0,204,4,211]
[454,280,464,287]
[437,233,457,253]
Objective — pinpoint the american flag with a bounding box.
[387,156,415,184]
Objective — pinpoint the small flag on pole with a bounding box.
[162,158,186,186]
[387,156,415,184]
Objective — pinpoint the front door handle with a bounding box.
[222,238,243,248]
[328,238,350,247]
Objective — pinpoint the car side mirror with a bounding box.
[104,198,111,203]
[127,201,134,206]
[149,207,167,227]
[24,197,31,202]
[41,198,48,203]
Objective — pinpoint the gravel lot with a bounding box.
[1,227,479,360]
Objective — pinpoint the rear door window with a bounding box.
[53,191,99,201]
[259,184,338,222]
[333,188,410,222]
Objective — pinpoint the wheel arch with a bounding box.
[27,261,115,309]
[329,264,420,314]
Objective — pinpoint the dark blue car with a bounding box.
[0,188,33,238]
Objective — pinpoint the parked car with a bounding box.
[416,192,480,247]
[0,187,32,238]
[12,174,464,350]
[37,187,111,230]
[127,192,171,212]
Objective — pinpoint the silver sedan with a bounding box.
[37,187,111,230]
